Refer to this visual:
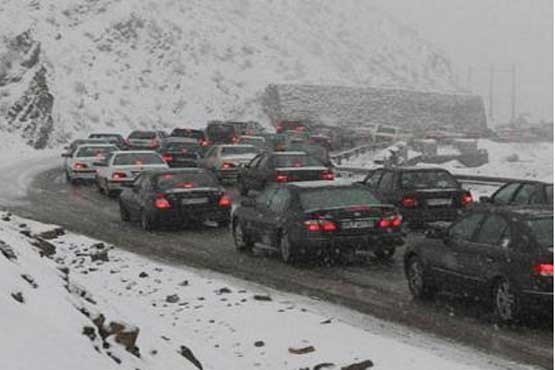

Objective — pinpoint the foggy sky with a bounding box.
[372,0,553,124]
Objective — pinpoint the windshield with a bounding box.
[113,153,164,165]
[129,131,156,139]
[400,170,459,189]
[527,217,554,249]
[273,154,323,168]
[155,172,218,190]
[221,146,256,156]
[300,187,381,211]
[76,146,116,158]
[165,142,201,153]
[171,129,204,139]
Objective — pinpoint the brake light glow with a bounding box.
[218,195,232,208]
[533,263,553,277]
[162,154,173,162]
[304,219,337,232]
[154,194,171,209]
[221,162,236,169]
[200,139,210,147]
[179,182,195,188]
[275,173,289,183]
[231,136,239,144]
[401,196,418,208]
[112,172,127,180]
[378,215,403,229]
[461,192,474,207]
[320,170,335,180]
[73,162,88,170]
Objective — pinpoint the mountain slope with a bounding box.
[0,0,459,147]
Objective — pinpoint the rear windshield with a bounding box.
[207,125,235,137]
[155,172,218,190]
[165,142,201,153]
[546,185,553,204]
[76,146,116,158]
[113,153,164,165]
[129,131,156,139]
[400,170,459,189]
[527,217,553,249]
[300,187,381,211]
[221,146,256,156]
[239,138,264,145]
[273,154,322,168]
[171,129,204,139]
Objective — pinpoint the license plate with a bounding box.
[427,198,452,206]
[181,197,208,205]
[341,218,375,229]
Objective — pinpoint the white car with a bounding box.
[95,151,168,196]
[199,144,258,183]
[63,144,119,184]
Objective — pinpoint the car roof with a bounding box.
[163,137,199,143]
[376,166,450,172]
[142,168,208,178]
[218,144,255,148]
[272,151,307,156]
[89,133,123,137]
[240,135,264,139]
[75,144,118,149]
[285,179,357,190]
[172,128,203,132]
[113,150,159,155]
[504,180,552,186]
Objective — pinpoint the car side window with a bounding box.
[248,154,263,168]
[258,154,271,169]
[364,170,383,188]
[492,183,520,204]
[512,184,536,204]
[448,214,484,241]
[133,175,144,189]
[269,189,290,213]
[378,171,395,191]
[475,214,510,246]
[256,187,277,208]
[204,147,217,158]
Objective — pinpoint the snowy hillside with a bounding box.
[0,0,458,148]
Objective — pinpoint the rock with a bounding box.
[166,294,180,303]
[179,280,189,286]
[253,294,272,301]
[82,326,97,341]
[217,287,232,294]
[91,250,109,262]
[505,153,519,162]
[11,291,24,303]
[0,241,17,261]
[92,242,105,250]
[254,341,265,347]
[1,216,11,222]
[314,363,335,370]
[21,274,38,288]
[341,360,374,370]
[179,345,203,370]
[288,345,315,355]
[31,238,56,257]
[139,271,149,278]
[19,223,27,228]
[37,227,65,240]
[320,318,332,324]
[114,325,140,357]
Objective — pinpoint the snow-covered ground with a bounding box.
[0,212,539,370]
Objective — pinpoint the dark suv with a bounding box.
[206,121,238,145]
[231,181,404,263]
[170,128,209,148]
[360,167,473,227]
[404,206,553,322]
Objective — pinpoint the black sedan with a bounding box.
[231,181,404,263]
[89,133,128,150]
[237,151,334,196]
[404,206,553,322]
[119,169,231,230]
[360,167,473,228]
[158,138,203,168]
[480,180,553,206]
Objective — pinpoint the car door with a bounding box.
[433,213,485,290]
[490,182,521,205]
[258,188,291,247]
[125,175,146,217]
[201,146,218,170]
[362,169,383,190]
[376,170,396,203]
[241,154,263,189]
[511,183,538,205]
[457,214,512,292]
[244,186,278,242]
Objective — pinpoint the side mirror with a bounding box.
[479,196,492,203]
[240,198,256,207]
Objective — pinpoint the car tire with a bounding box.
[239,182,248,196]
[233,220,253,252]
[279,232,297,264]
[96,177,104,194]
[119,202,130,222]
[374,247,395,260]
[493,278,520,323]
[218,219,230,228]
[65,171,71,183]
[140,210,156,231]
[406,255,435,300]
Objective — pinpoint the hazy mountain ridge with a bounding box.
[0,0,459,147]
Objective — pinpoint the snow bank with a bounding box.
[0,212,537,370]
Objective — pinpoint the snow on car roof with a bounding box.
[287,179,355,188]
[113,150,159,155]
[164,137,198,143]
[219,144,255,148]
[275,166,327,171]
[75,143,118,148]
[239,135,264,140]
[273,151,307,155]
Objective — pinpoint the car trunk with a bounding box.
[403,188,466,209]
[163,150,199,167]
[305,205,394,236]
[128,138,158,148]
[164,188,223,215]
[114,164,167,179]
[274,166,329,182]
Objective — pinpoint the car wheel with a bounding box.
[119,202,130,222]
[96,177,104,194]
[233,220,253,252]
[406,256,435,300]
[279,232,297,264]
[239,182,248,196]
[493,278,519,323]
[140,210,155,231]
[65,171,71,183]
[374,247,395,260]
[218,219,230,228]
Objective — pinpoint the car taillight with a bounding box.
[221,162,236,169]
[154,194,171,209]
[533,263,553,277]
[73,162,88,170]
[461,192,474,207]
[200,139,210,147]
[401,196,419,208]
[112,172,127,180]
[377,214,403,229]
[218,194,232,208]
[304,219,337,232]
[162,154,173,162]
[231,136,239,144]
[320,170,335,180]
[275,173,289,183]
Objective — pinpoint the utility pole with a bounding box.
[510,64,517,123]
[488,64,495,122]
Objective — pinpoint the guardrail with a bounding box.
[334,165,522,187]
[330,142,390,164]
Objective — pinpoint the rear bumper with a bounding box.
[401,208,462,226]
[217,169,240,183]
[296,232,404,253]
[70,170,97,180]
[151,207,230,225]
[107,179,134,192]
[520,289,553,308]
